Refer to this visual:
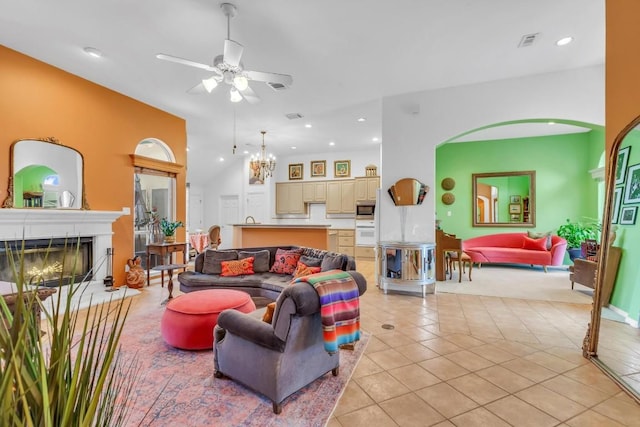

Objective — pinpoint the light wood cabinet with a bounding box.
[326,180,355,214]
[275,182,305,215]
[355,246,375,260]
[336,229,354,256]
[355,176,380,201]
[302,181,327,203]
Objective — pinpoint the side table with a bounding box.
[152,263,188,304]
[146,242,188,287]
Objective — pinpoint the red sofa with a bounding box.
[462,232,567,271]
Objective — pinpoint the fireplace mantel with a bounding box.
[0,209,126,282]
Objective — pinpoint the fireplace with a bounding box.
[0,237,93,287]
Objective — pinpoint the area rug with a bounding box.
[118,307,369,427]
[436,264,593,304]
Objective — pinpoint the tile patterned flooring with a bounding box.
[328,261,640,427]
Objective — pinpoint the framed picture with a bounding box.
[623,163,640,204]
[249,163,265,185]
[612,187,623,224]
[510,195,521,203]
[509,203,521,214]
[310,160,326,177]
[616,146,631,185]
[288,163,303,180]
[620,206,637,225]
[334,160,351,178]
[510,214,520,221]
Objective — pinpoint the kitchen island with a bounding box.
[231,224,331,250]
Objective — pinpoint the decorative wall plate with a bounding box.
[442,192,455,205]
[441,177,455,190]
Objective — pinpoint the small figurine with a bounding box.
[126,256,146,289]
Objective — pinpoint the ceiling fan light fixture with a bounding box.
[202,76,218,93]
[233,75,249,91]
[230,88,243,102]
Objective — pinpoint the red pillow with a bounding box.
[269,248,303,274]
[522,236,548,251]
[220,257,255,276]
[292,261,321,280]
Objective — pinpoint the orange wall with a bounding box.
[606,1,640,153]
[0,45,187,286]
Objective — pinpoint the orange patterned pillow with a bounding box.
[220,257,255,277]
[292,261,321,280]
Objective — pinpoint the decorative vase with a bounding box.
[164,235,176,244]
[150,223,163,244]
[567,248,582,262]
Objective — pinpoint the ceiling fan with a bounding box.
[156,2,293,104]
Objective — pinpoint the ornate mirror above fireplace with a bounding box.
[2,137,88,209]
[472,170,535,227]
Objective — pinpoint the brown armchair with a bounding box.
[569,246,622,307]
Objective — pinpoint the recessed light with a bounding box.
[219,157,224,162]
[290,146,297,150]
[304,124,312,128]
[372,137,379,142]
[329,141,335,146]
[357,117,366,122]
[243,150,249,154]
[83,47,103,58]
[186,147,190,152]
[556,36,573,46]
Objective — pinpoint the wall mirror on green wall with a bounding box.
[585,119,640,403]
[2,137,87,209]
[472,170,535,227]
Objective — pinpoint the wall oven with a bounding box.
[355,220,376,246]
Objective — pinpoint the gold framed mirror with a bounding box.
[472,171,535,227]
[583,116,640,403]
[2,137,89,209]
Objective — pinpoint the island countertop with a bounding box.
[232,224,331,249]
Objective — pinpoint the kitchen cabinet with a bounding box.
[275,182,305,215]
[355,176,380,201]
[326,180,355,214]
[336,229,354,256]
[302,181,327,203]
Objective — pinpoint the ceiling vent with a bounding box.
[267,82,288,91]
[518,33,539,48]
[285,112,304,120]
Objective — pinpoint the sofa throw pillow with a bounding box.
[238,250,270,273]
[269,248,303,275]
[220,257,255,277]
[292,261,321,280]
[262,302,276,324]
[202,250,238,274]
[522,236,548,251]
[527,231,552,250]
[299,255,323,267]
[320,253,347,272]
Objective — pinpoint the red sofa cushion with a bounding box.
[522,236,548,251]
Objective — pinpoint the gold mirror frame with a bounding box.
[582,117,640,404]
[2,137,89,210]
[472,171,535,227]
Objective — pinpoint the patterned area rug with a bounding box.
[118,306,369,426]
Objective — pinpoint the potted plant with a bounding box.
[557,218,601,261]
[160,218,184,243]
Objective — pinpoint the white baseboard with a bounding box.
[607,304,639,328]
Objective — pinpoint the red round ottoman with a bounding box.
[160,289,256,350]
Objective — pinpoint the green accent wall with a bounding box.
[436,131,603,262]
[14,165,57,208]
[609,130,640,322]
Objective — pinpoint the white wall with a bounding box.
[380,65,605,243]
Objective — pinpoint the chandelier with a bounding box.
[250,131,276,178]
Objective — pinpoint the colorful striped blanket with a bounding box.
[293,269,360,353]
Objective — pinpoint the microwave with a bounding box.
[355,202,375,219]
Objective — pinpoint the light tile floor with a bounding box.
[328,261,640,427]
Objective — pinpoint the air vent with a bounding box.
[285,112,304,120]
[518,33,539,48]
[267,82,288,91]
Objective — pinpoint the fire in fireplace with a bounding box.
[0,237,93,287]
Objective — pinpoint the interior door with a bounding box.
[246,192,267,223]
[220,195,240,248]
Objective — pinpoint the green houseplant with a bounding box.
[160,218,184,243]
[0,240,140,426]
[557,218,601,260]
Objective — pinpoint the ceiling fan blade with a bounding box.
[156,53,220,73]
[240,85,261,104]
[186,82,208,94]
[245,70,293,87]
[223,39,244,67]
